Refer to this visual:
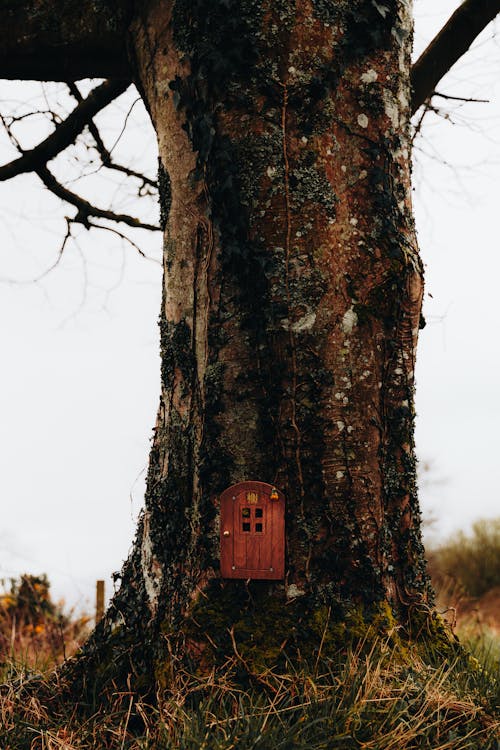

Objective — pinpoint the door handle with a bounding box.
[223,530,230,537]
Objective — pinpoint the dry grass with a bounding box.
[1,630,498,749]
[1,546,499,749]
[428,517,500,690]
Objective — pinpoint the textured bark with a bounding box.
[1,0,442,702]
[75,0,433,697]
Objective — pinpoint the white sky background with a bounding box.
[0,0,499,611]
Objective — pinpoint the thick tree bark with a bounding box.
[3,0,465,705]
[72,0,434,699]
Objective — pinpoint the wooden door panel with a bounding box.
[233,500,247,569]
[220,491,234,577]
[220,481,285,579]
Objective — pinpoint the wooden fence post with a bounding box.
[96,579,105,624]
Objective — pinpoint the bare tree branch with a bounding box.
[67,83,157,191]
[0,79,159,232]
[86,221,161,262]
[411,0,500,114]
[433,91,489,103]
[411,100,432,145]
[0,81,130,182]
[36,166,159,232]
[0,219,72,286]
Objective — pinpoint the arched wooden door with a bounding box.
[220,481,285,580]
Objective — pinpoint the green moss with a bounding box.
[180,582,421,676]
[405,607,461,663]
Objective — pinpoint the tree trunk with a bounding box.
[77,0,432,698]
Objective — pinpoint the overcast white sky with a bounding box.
[0,0,499,611]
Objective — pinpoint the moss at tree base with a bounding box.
[162,580,463,682]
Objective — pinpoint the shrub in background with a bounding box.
[428,518,500,598]
[0,573,89,673]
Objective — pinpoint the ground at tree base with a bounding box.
[1,603,498,750]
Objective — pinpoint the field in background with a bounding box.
[428,518,500,665]
[0,574,90,678]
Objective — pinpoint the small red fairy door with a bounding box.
[220,481,285,580]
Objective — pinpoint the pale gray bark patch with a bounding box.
[140,511,163,614]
